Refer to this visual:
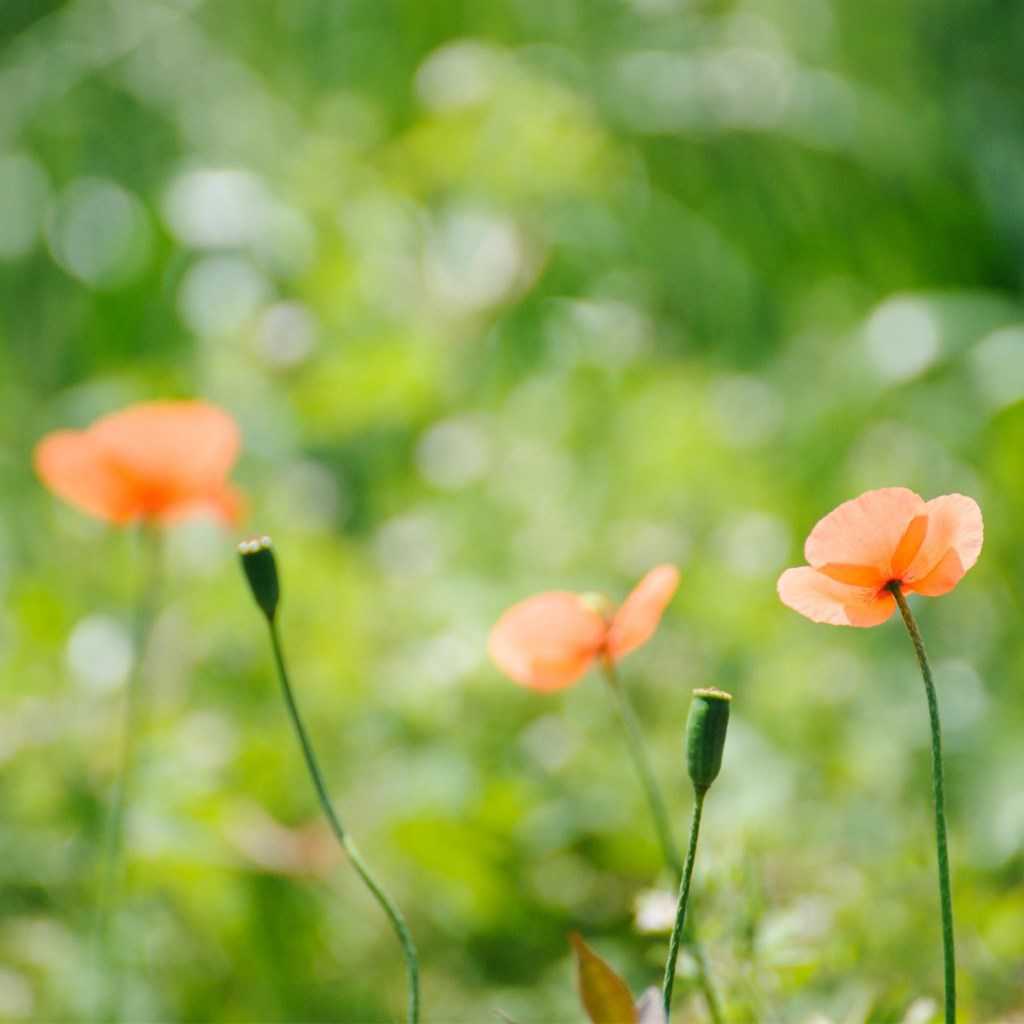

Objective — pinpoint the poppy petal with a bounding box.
[777,566,896,628]
[804,487,926,580]
[890,514,929,579]
[36,401,242,526]
[34,430,141,523]
[92,401,240,498]
[903,494,983,596]
[489,592,606,692]
[818,563,887,588]
[606,564,680,660]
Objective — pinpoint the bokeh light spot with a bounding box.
[177,255,269,337]
[416,417,490,491]
[46,178,151,288]
[66,615,133,694]
[864,297,941,382]
[971,325,1024,409]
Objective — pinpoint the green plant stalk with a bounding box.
[266,620,420,1024]
[662,789,705,1017]
[602,662,723,1024]
[888,583,956,1023]
[94,526,162,1022]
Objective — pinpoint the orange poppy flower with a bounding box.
[778,487,983,627]
[35,400,243,526]
[488,565,680,691]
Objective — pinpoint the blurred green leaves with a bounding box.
[2,0,1024,1021]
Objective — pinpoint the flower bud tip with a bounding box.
[239,535,279,622]
[692,686,732,702]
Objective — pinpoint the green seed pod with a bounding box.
[685,688,732,795]
[239,536,280,622]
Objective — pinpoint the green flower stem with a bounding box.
[266,620,420,1024]
[602,661,681,875]
[662,789,705,1018]
[602,662,723,1024]
[94,526,162,1022]
[888,583,956,1023]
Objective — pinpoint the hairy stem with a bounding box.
[889,582,956,1023]
[602,662,723,1024]
[267,621,420,1024]
[662,789,705,1017]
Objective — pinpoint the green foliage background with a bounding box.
[1,1,1023,1021]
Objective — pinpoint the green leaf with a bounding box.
[570,932,638,1024]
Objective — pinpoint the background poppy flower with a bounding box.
[777,487,983,627]
[488,565,679,691]
[35,400,243,526]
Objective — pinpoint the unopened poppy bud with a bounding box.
[685,688,731,795]
[239,536,279,622]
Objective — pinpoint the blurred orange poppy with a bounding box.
[778,487,983,627]
[35,400,243,526]
[488,565,680,691]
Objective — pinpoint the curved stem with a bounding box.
[602,661,681,876]
[888,583,956,1023]
[94,526,162,1021]
[267,620,420,1024]
[662,789,705,1017]
[602,662,723,1024]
